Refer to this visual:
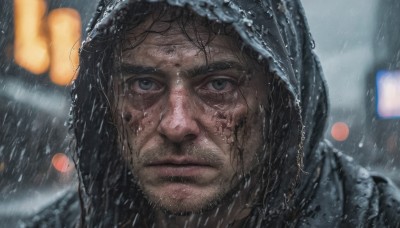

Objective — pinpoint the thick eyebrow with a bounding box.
[119,64,160,76]
[187,61,246,77]
[117,61,246,78]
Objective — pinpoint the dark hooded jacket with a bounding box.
[25,0,400,227]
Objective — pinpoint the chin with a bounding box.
[157,197,222,215]
[145,186,227,215]
[144,182,250,217]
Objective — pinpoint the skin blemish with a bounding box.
[123,112,132,122]
[213,111,234,141]
[164,45,176,55]
[123,110,148,136]
[129,118,140,135]
[216,111,227,120]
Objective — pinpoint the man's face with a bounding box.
[114,16,267,214]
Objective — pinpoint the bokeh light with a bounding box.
[13,1,81,85]
[48,8,81,86]
[51,153,73,173]
[331,122,350,142]
[14,0,50,74]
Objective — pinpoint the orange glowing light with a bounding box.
[48,8,81,86]
[14,0,50,74]
[52,153,73,173]
[331,122,350,142]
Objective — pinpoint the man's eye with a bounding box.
[125,78,161,93]
[205,78,235,92]
[137,79,154,90]
[210,79,228,90]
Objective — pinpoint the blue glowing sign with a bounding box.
[376,70,400,119]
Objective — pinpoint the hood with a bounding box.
[71,0,328,226]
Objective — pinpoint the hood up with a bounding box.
[71,0,328,226]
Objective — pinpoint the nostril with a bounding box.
[158,117,200,142]
[182,133,197,142]
[160,132,197,143]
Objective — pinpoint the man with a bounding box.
[27,0,400,227]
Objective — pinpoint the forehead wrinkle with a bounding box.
[126,32,239,54]
[120,50,249,82]
[123,19,226,49]
[121,37,241,64]
[120,22,249,74]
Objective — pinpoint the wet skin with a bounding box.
[114,18,267,214]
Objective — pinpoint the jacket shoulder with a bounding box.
[325,143,400,227]
[370,175,400,227]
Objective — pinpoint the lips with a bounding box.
[146,157,213,166]
[144,157,216,177]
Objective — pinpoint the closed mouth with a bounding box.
[145,157,213,167]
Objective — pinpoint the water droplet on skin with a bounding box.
[137,126,142,134]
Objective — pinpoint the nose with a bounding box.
[157,89,200,143]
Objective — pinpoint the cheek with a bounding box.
[242,107,266,166]
[212,105,248,144]
[117,103,163,155]
[214,111,234,135]
[215,104,264,163]
[120,104,160,132]
[118,110,144,137]
[118,107,161,166]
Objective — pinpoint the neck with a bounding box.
[152,176,261,228]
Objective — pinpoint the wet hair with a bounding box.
[72,2,300,227]
[117,3,255,63]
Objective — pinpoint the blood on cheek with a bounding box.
[213,111,237,144]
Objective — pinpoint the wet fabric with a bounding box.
[25,0,400,227]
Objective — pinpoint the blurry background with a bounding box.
[0,0,98,225]
[302,0,400,181]
[0,0,399,226]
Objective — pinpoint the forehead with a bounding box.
[119,13,246,64]
[122,9,231,42]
